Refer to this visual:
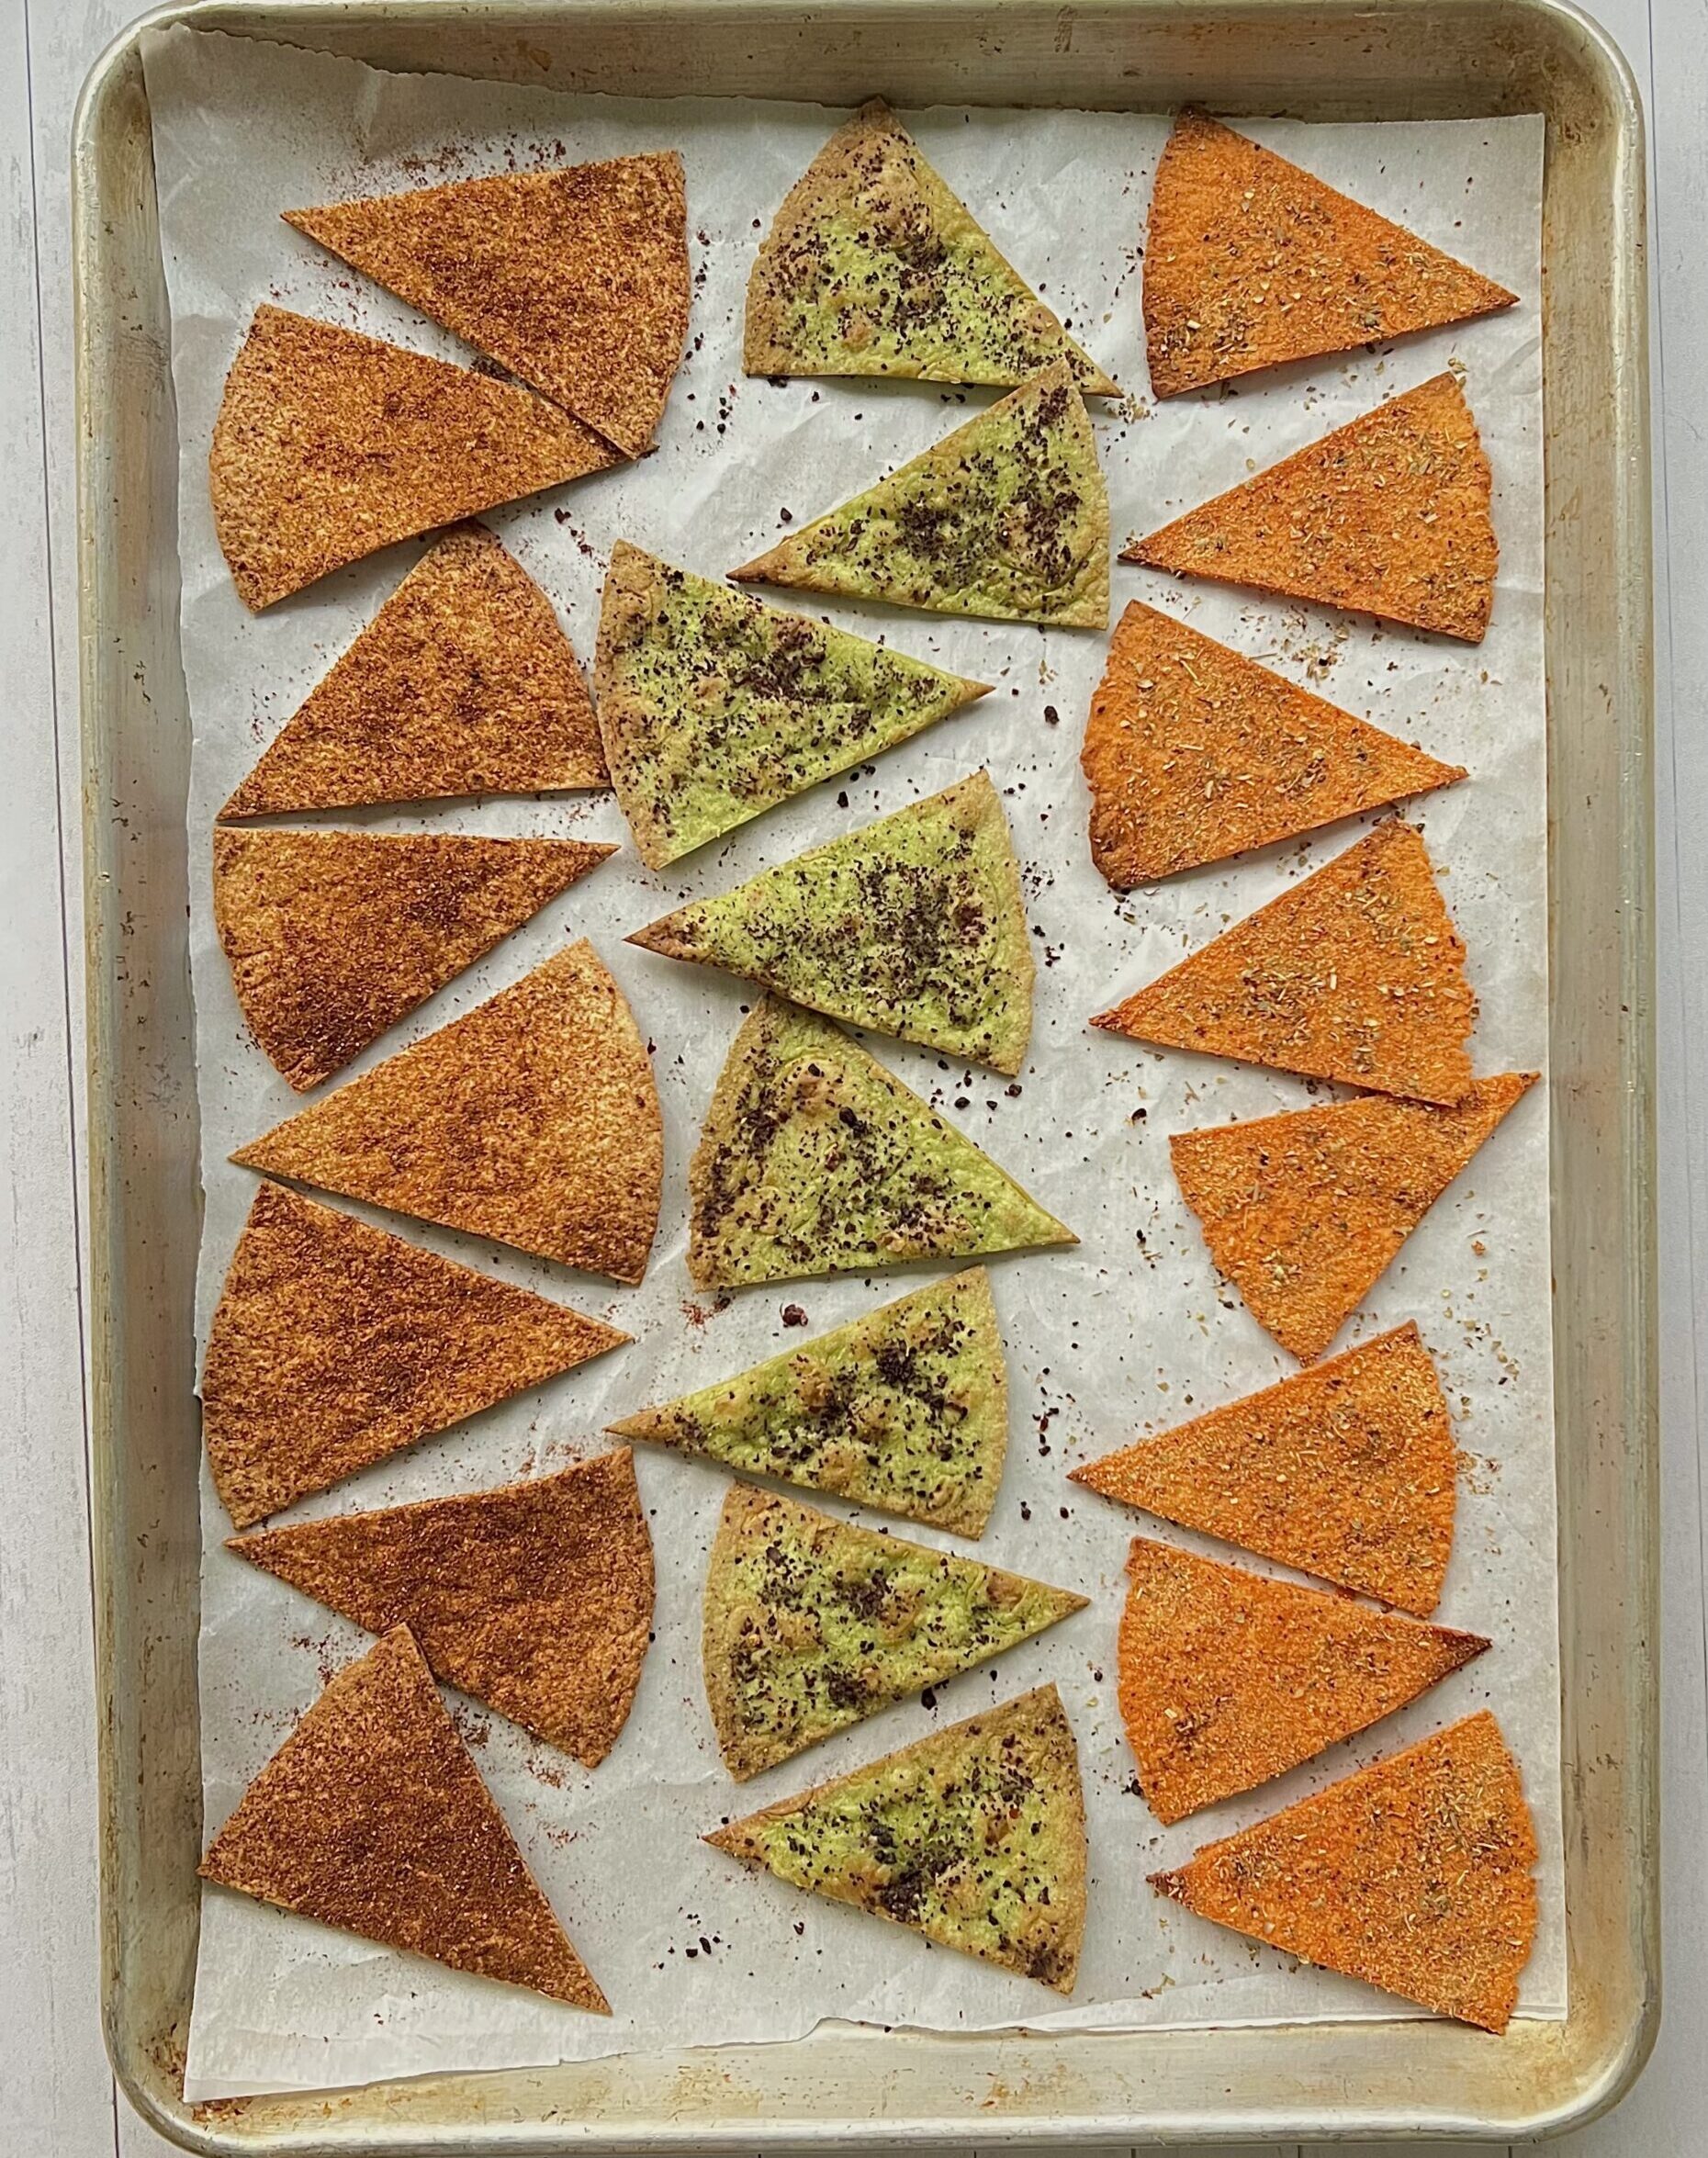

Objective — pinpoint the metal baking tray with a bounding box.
[73,0,1657,2145]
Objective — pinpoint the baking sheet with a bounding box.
[140,24,1558,2102]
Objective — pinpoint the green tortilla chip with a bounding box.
[706,1682,1086,1992]
[688,998,1076,1287]
[702,1484,1084,1777]
[731,362,1110,627]
[594,543,989,869]
[745,99,1117,396]
[630,772,1032,1073]
[610,1268,1006,1535]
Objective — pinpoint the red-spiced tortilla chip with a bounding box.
[1092,822,1475,1105]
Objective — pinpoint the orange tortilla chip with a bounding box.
[230,1452,653,1767]
[1071,1323,1459,1615]
[1092,822,1475,1105]
[230,941,663,1283]
[220,526,609,818]
[1124,373,1497,642]
[1118,1535,1487,1824]
[1082,601,1465,885]
[201,1626,608,2009]
[214,828,614,1091]
[1151,1710,1537,2031]
[1170,1072,1536,1362]
[201,1184,626,1529]
[210,308,620,610]
[1145,111,1517,398]
[286,153,689,456]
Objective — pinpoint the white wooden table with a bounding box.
[3,3,1702,2151]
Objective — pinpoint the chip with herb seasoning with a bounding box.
[631,772,1032,1073]
[594,543,989,869]
[745,100,1117,396]
[610,1268,1006,1535]
[688,997,1075,1287]
[732,362,1110,627]
[706,1682,1086,1993]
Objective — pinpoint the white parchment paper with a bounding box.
[140,25,1558,2101]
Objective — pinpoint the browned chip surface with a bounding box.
[1092,823,1475,1105]
[201,1184,625,1529]
[1071,1323,1459,1615]
[215,828,614,1090]
[230,1452,653,1766]
[1124,373,1497,642]
[1151,1710,1537,2030]
[210,308,620,611]
[1118,1535,1487,1823]
[230,941,663,1283]
[1082,601,1465,885]
[287,153,689,456]
[221,526,609,817]
[200,1626,608,2008]
[1145,112,1517,398]
[1170,1073,1536,1362]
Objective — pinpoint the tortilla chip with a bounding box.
[704,1484,1084,1778]
[1082,601,1466,885]
[611,1268,1006,1535]
[286,153,689,457]
[201,1184,625,1530]
[210,309,620,611]
[1145,111,1517,398]
[230,1452,652,1767]
[220,526,608,818]
[732,362,1109,627]
[745,99,1116,397]
[231,941,663,1284]
[201,1627,607,2008]
[1151,1710,1537,2030]
[1170,1072,1536,1362]
[1124,373,1496,642]
[214,828,614,1091]
[594,543,989,869]
[689,997,1075,1287]
[1070,1322,1458,1615]
[631,773,1032,1073]
[707,1684,1085,1992]
[1092,822,1475,1105]
[1118,1535,1487,1824]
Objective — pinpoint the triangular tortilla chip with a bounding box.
[201,1184,625,1530]
[211,309,620,611]
[1123,373,1496,641]
[745,100,1116,397]
[287,152,688,457]
[1145,111,1517,398]
[1092,822,1475,1105]
[231,942,663,1283]
[200,1627,607,2008]
[631,773,1033,1073]
[594,543,989,869]
[689,997,1075,1287]
[215,828,614,1090]
[611,1268,1006,1535]
[230,1452,653,1766]
[704,1484,1084,1777]
[1082,600,1466,884]
[1071,1322,1458,1615]
[1171,1072,1536,1362]
[708,1683,1085,1992]
[221,526,608,818]
[1118,1535,1487,1824]
[732,362,1109,627]
[1151,1710,1537,2030]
